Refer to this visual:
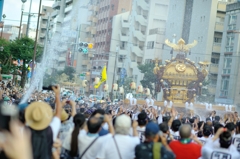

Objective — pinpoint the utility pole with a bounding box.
[26,0,32,37]
[18,4,25,39]
[31,0,42,81]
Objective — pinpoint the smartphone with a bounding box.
[42,85,57,91]
[0,102,18,131]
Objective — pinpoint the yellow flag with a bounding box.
[94,66,107,89]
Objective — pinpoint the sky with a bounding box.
[2,0,54,28]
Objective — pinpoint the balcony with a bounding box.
[137,0,149,10]
[209,64,219,74]
[52,1,60,9]
[121,20,129,28]
[58,57,66,62]
[91,27,96,35]
[39,33,45,38]
[119,49,128,56]
[66,0,73,5]
[65,5,72,13]
[217,2,226,12]
[119,33,128,41]
[51,10,59,18]
[133,30,145,41]
[212,43,221,53]
[92,17,98,23]
[130,61,138,68]
[88,16,93,22]
[132,45,143,57]
[42,15,48,20]
[41,24,47,29]
[93,6,99,12]
[215,22,224,32]
[135,15,147,26]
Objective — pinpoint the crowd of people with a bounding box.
[0,83,240,159]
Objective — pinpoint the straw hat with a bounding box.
[25,101,53,130]
[60,109,69,122]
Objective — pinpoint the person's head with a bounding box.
[215,116,220,122]
[159,122,169,134]
[179,124,192,139]
[225,122,235,135]
[114,115,131,135]
[219,130,232,149]
[137,112,148,127]
[171,119,181,132]
[203,125,212,137]
[214,123,224,135]
[91,109,105,118]
[87,116,104,133]
[145,122,160,142]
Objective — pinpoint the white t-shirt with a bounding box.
[62,129,86,150]
[129,126,146,143]
[50,116,61,141]
[78,131,112,159]
[232,134,240,152]
[198,136,210,145]
[201,139,240,159]
[170,130,180,140]
[97,134,140,159]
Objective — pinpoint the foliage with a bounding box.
[57,66,76,81]
[9,37,43,88]
[138,63,158,96]
[43,73,57,86]
[122,77,134,94]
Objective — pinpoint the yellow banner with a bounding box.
[94,66,107,89]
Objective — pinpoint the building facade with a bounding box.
[215,2,240,107]
[164,0,236,99]
[38,6,53,47]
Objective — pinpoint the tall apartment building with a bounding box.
[163,0,236,98]
[38,6,53,47]
[50,0,90,71]
[88,0,132,93]
[107,0,169,91]
[215,2,240,108]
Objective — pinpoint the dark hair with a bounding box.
[214,123,224,134]
[87,117,103,133]
[219,131,232,149]
[225,122,235,132]
[163,116,171,123]
[215,116,220,121]
[159,122,169,133]
[91,109,105,117]
[198,121,204,130]
[137,112,147,126]
[172,119,181,132]
[203,125,212,137]
[70,113,85,157]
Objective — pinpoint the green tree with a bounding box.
[58,66,76,81]
[9,37,43,88]
[122,77,134,94]
[138,63,158,96]
[0,39,17,75]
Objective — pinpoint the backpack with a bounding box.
[152,142,161,159]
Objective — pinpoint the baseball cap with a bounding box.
[145,122,159,136]
[115,114,131,128]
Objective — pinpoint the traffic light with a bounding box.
[78,42,94,54]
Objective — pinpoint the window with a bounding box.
[147,41,154,49]
[214,37,222,43]
[229,15,237,24]
[220,76,229,97]
[223,56,232,74]
[226,35,234,46]
[121,8,126,13]
[211,58,219,64]
[145,59,152,64]
[216,16,224,23]
[111,4,114,10]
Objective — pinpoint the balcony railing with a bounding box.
[149,28,165,35]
